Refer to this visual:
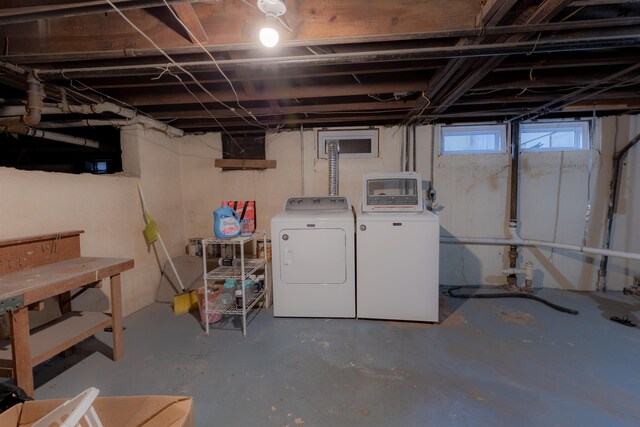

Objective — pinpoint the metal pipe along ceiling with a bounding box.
[31,34,640,80]
[6,16,640,65]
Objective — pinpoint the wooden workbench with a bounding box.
[0,231,134,396]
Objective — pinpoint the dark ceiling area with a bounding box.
[1,0,640,143]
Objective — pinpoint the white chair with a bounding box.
[33,387,103,427]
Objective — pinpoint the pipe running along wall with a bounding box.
[440,228,640,262]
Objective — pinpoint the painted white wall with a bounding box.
[2,115,637,319]
[425,116,639,290]
[0,124,186,316]
[431,148,511,286]
[179,119,638,292]
[179,127,404,240]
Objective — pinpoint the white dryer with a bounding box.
[271,196,355,318]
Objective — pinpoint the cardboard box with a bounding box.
[0,395,194,427]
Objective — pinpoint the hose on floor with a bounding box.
[447,286,579,315]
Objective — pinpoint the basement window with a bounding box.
[317,129,379,158]
[0,126,122,174]
[439,124,507,155]
[520,121,589,151]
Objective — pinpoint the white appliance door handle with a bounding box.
[284,249,293,265]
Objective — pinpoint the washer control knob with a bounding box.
[282,234,289,241]
[313,198,320,204]
[360,225,367,231]
[297,199,303,204]
[339,198,344,203]
[331,199,336,204]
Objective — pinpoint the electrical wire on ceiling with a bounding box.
[105,0,261,132]
[59,67,240,157]
[103,0,271,153]
[161,0,266,128]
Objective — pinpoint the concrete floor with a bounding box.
[32,288,640,426]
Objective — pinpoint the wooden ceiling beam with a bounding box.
[170,3,208,44]
[82,63,442,89]
[0,1,202,25]
[146,99,414,119]
[0,0,479,55]
[476,0,519,27]
[411,0,520,116]
[115,80,427,106]
[427,0,575,117]
[172,113,410,128]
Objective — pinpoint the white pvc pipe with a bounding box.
[440,235,640,262]
[65,102,184,137]
[0,103,184,138]
[1,125,100,148]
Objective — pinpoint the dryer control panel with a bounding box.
[284,196,351,211]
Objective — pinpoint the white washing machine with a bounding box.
[357,172,440,322]
[271,196,356,318]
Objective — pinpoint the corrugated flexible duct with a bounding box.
[328,141,339,196]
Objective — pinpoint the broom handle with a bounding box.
[156,232,187,292]
[137,182,186,292]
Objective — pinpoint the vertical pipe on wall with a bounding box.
[581,111,597,248]
[509,121,520,227]
[401,126,406,171]
[300,125,305,196]
[430,125,436,184]
[598,129,640,291]
[507,121,521,289]
[412,125,417,172]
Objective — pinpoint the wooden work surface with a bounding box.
[0,257,134,305]
[0,231,134,397]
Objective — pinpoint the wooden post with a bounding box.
[10,308,33,397]
[110,274,124,361]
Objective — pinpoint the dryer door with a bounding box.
[279,228,346,284]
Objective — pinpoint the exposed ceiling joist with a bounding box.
[0,0,639,136]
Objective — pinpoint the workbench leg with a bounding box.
[9,308,34,397]
[110,274,124,361]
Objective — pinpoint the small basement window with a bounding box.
[520,121,589,151]
[0,126,122,174]
[439,124,506,155]
[317,129,378,158]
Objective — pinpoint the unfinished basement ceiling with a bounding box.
[1,0,640,137]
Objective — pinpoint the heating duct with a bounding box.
[328,141,339,196]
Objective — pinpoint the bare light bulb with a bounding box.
[259,25,279,48]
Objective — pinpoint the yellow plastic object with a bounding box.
[173,292,198,315]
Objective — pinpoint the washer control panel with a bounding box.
[362,171,424,212]
[284,196,350,211]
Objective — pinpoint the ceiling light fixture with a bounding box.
[257,0,286,48]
